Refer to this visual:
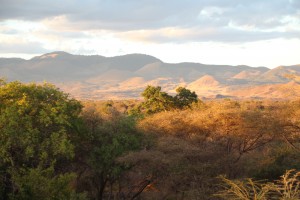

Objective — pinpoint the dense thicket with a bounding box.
[0,81,300,199]
[0,81,83,199]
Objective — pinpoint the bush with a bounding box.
[0,81,83,199]
[216,170,300,200]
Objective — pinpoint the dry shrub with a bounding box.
[136,99,296,181]
[131,99,300,199]
[107,99,300,199]
[137,100,279,153]
[118,136,222,199]
[137,109,212,141]
[216,169,300,200]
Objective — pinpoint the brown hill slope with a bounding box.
[230,81,300,99]
[1,52,299,99]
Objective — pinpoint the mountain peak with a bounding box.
[195,75,220,86]
[112,53,161,63]
[188,75,220,88]
[31,51,72,60]
[1,51,300,99]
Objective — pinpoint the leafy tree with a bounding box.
[10,167,87,200]
[174,86,198,109]
[74,104,143,200]
[133,85,198,114]
[140,85,174,114]
[0,81,83,199]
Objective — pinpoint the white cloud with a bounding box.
[0,0,299,67]
[199,6,225,18]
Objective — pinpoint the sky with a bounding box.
[0,0,299,68]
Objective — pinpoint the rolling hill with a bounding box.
[0,51,299,99]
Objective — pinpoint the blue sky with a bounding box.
[0,0,299,68]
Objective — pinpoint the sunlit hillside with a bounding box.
[1,52,300,100]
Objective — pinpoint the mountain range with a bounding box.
[0,51,300,99]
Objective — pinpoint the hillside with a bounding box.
[231,81,300,99]
[0,51,299,99]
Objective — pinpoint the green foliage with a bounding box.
[134,85,198,114]
[0,81,83,198]
[140,85,174,114]
[87,116,142,172]
[10,167,86,200]
[75,105,143,199]
[0,81,82,167]
[174,86,198,109]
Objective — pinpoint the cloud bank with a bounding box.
[0,0,299,67]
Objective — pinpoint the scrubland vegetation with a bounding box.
[0,80,300,199]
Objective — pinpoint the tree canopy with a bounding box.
[0,81,83,199]
[174,86,198,109]
[135,85,198,114]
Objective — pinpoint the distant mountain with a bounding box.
[231,81,300,99]
[255,65,300,83]
[0,51,299,99]
[232,70,263,80]
[188,75,220,87]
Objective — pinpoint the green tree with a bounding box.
[174,86,198,109]
[0,81,83,199]
[140,85,174,114]
[134,85,198,115]
[74,105,143,200]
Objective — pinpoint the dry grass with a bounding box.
[216,170,300,200]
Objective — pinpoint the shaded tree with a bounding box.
[74,104,143,200]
